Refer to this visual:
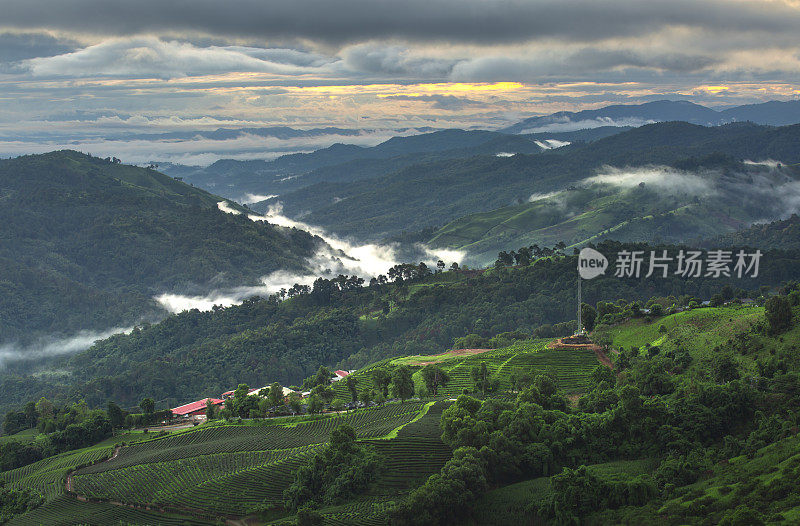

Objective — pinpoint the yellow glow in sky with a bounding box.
[699,85,731,94]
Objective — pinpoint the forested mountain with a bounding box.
[0,151,322,343]
[5,240,799,417]
[258,122,800,249]
[162,127,626,202]
[500,98,800,133]
[707,214,800,251]
[427,157,800,261]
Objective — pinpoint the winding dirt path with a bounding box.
[593,347,614,370]
[547,337,614,370]
[66,446,121,493]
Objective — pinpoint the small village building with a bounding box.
[171,398,223,418]
[332,370,351,382]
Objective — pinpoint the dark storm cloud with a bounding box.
[0,32,77,62]
[3,0,800,45]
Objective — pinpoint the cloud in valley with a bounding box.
[153,201,467,313]
[584,166,717,196]
[0,327,132,367]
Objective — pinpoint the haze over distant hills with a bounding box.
[500,99,800,134]
[159,126,627,202]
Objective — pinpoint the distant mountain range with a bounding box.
[0,151,323,343]
[159,126,626,202]
[251,121,800,261]
[500,99,800,134]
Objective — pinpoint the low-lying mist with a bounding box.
[582,163,800,219]
[0,327,132,369]
[153,201,466,314]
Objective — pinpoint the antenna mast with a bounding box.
[577,276,582,334]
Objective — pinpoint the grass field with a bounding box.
[0,427,39,444]
[604,306,764,356]
[599,304,800,380]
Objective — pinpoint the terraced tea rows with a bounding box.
[6,495,212,526]
[78,402,424,473]
[367,438,452,493]
[313,496,397,526]
[72,446,314,507]
[68,402,429,518]
[395,400,450,440]
[434,341,598,396]
[172,452,314,514]
[1,444,114,501]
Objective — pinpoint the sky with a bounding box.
[2,0,800,164]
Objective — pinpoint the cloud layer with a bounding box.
[4,1,800,45]
[2,2,800,163]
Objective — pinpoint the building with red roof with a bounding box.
[171,398,223,418]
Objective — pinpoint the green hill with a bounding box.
[0,151,321,343]
[4,402,446,525]
[3,297,800,524]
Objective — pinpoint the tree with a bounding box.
[391,366,415,402]
[283,424,383,511]
[580,303,597,332]
[710,355,740,383]
[288,392,303,415]
[311,385,335,405]
[372,369,391,397]
[765,295,792,333]
[308,394,323,414]
[23,402,38,429]
[471,363,489,395]
[359,389,373,406]
[314,366,332,387]
[269,382,285,412]
[710,293,725,307]
[107,402,125,429]
[421,366,450,396]
[205,399,217,420]
[344,376,359,402]
[34,398,53,421]
[139,398,155,415]
[232,383,251,417]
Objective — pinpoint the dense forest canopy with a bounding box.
[0,151,323,343]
